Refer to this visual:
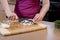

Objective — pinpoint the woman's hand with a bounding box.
[33,0,50,23]
[0,0,18,20]
[33,14,43,23]
[6,13,18,20]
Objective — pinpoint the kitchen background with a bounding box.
[0,0,60,22]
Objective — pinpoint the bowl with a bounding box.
[54,20,60,29]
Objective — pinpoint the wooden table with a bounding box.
[0,21,60,40]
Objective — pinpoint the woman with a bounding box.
[0,0,50,23]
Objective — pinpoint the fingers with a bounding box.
[33,14,39,22]
[33,14,43,23]
[6,12,18,20]
[12,13,18,20]
[9,16,16,20]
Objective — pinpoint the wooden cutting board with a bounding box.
[0,22,47,36]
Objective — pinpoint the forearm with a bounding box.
[0,0,12,16]
[39,0,50,18]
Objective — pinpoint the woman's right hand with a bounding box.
[6,13,18,20]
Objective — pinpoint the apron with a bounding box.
[14,0,40,19]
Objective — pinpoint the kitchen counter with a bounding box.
[0,21,60,40]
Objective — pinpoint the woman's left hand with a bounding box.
[33,13,43,23]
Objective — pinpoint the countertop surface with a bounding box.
[0,21,60,40]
